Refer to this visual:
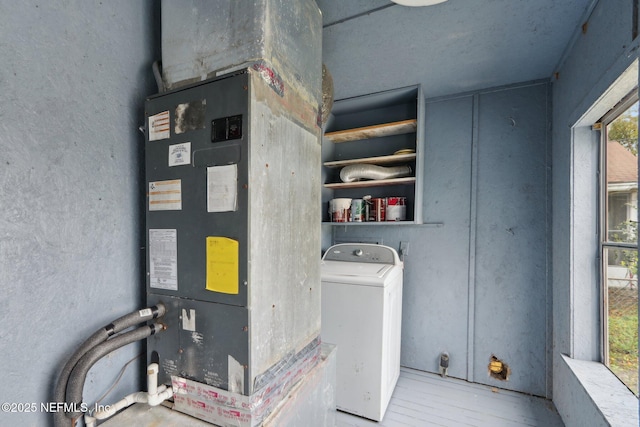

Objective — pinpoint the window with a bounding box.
[600,92,639,396]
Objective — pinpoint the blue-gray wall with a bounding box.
[321,0,638,409]
[0,2,159,426]
[0,1,636,425]
[328,81,552,397]
[551,0,639,424]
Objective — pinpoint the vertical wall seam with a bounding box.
[569,126,576,359]
[545,83,554,399]
[467,94,480,381]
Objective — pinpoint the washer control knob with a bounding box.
[354,249,364,257]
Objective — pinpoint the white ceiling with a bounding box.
[315,0,596,100]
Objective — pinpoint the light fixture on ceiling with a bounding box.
[391,0,448,6]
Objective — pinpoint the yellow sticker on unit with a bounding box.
[206,237,239,294]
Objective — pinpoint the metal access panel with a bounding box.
[145,68,321,395]
[146,295,249,393]
[146,71,249,307]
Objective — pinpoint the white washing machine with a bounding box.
[321,243,403,421]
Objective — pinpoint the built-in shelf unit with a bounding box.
[322,85,425,224]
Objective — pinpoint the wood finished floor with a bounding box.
[336,367,564,427]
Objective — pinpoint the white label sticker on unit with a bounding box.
[207,164,237,212]
[148,110,170,141]
[149,180,182,211]
[181,309,196,331]
[169,142,191,167]
[149,229,178,290]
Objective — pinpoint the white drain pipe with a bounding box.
[84,363,173,427]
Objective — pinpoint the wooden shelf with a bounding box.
[323,153,416,168]
[324,119,417,143]
[323,177,416,189]
[321,84,424,224]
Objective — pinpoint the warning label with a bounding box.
[149,229,178,291]
[149,180,182,211]
[149,110,170,141]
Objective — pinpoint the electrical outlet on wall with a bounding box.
[399,241,409,258]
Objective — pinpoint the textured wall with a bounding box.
[0,1,159,426]
[473,83,551,396]
[332,81,552,397]
[551,0,639,423]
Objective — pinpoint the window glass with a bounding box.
[603,99,639,396]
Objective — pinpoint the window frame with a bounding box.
[598,89,639,368]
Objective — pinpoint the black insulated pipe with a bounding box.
[52,304,165,427]
[65,323,164,420]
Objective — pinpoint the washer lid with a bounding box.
[322,243,401,266]
[321,260,393,278]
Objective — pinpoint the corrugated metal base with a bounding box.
[337,367,564,427]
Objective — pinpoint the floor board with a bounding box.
[336,367,564,427]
